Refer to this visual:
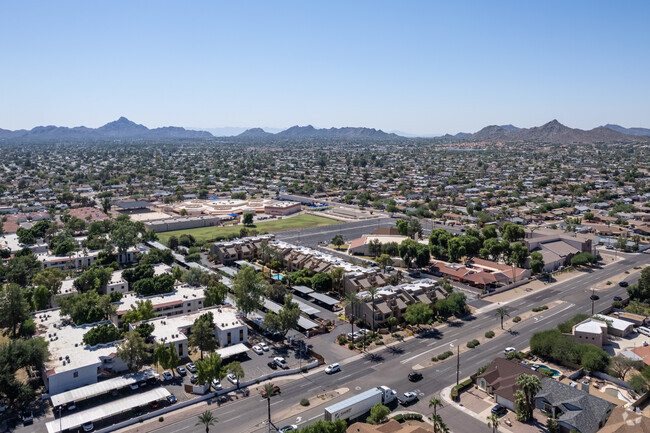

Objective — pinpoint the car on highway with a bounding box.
[325,363,341,374]
[619,281,628,287]
[252,345,263,355]
[162,371,173,381]
[227,373,239,385]
[613,296,623,302]
[491,405,508,416]
[176,366,187,376]
[267,361,278,370]
[166,394,177,404]
[259,342,270,351]
[590,294,600,301]
[504,347,516,355]
[82,421,94,431]
[398,392,418,405]
[278,425,298,433]
[186,362,197,373]
[212,379,222,390]
[408,372,423,382]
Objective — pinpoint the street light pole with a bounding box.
[451,343,459,386]
[591,288,595,315]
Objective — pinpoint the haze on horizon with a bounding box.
[1,1,649,136]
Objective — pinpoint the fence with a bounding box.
[477,278,531,298]
[95,361,319,433]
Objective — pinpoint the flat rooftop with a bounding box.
[116,284,205,315]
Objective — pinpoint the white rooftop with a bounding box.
[270,240,370,274]
[593,314,635,331]
[146,305,244,344]
[116,284,205,314]
[574,318,607,334]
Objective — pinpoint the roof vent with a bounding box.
[59,356,62,361]
[62,361,66,366]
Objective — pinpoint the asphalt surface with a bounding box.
[142,251,649,433]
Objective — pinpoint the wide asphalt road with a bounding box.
[146,251,648,433]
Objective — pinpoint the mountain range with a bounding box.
[238,124,399,140]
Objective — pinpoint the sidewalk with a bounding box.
[439,384,515,433]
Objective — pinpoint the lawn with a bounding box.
[157,214,341,244]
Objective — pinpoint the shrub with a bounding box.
[348,342,355,350]
[532,305,549,312]
[337,334,347,345]
[300,398,310,406]
[437,350,453,360]
[159,417,164,422]
[375,341,384,345]
[451,378,473,399]
[467,339,480,348]
[606,281,612,285]
[392,414,404,422]
[539,368,554,377]
[513,316,522,323]
[301,366,308,373]
[485,331,495,338]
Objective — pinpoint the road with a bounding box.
[146,251,648,433]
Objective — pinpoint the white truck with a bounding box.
[324,386,397,422]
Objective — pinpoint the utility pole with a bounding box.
[591,288,595,315]
[451,343,459,386]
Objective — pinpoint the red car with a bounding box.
[149,401,160,409]
[261,385,281,397]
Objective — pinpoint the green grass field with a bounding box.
[157,214,341,244]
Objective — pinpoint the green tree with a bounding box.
[204,283,228,308]
[398,239,419,269]
[311,273,332,292]
[6,250,42,287]
[530,251,545,275]
[627,267,650,302]
[263,294,300,337]
[376,254,394,272]
[227,361,245,389]
[262,382,281,430]
[509,242,529,268]
[396,219,409,236]
[431,414,450,433]
[329,267,345,296]
[195,352,226,386]
[500,222,525,243]
[242,213,254,226]
[189,317,217,359]
[404,302,433,328]
[367,287,378,336]
[487,412,500,433]
[429,396,443,418]
[629,374,648,394]
[152,340,171,371]
[32,268,65,298]
[331,234,344,250]
[515,374,542,421]
[83,323,122,346]
[168,235,179,250]
[546,418,559,433]
[407,219,423,239]
[32,285,51,310]
[447,237,466,263]
[110,215,142,257]
[102,197,111,214]
[116,331,152,372]
[121,299,156,328]
[344,292,361,339]
[232,265,267,315]
[74,266,113,293]
[387,316,398,333]
[366,402,389,425]
[0,284,30,338]
[196,410,217,433]
[495,307,509,330]
[295,420,347,433]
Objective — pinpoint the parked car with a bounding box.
[278,425,298,433]
[504,347,516,355]
[190,375,198,384]
[259,342,270,351]
[66,403,77,411]
[82,421,94,432]
[398,392,418,405]
[212,379,222,390]
[227,374,239,385]
[186,362,197,373]
[325,363,341,374]
[358,328,369,335]
[347,332,361,340]
[613,296,623,302]
[22,409,33,425]
[521,361,529,367]
[252,345,264,355]
[619,281,629,287]
[267,361,278,370]
[637,327,650,337]
[162,371,173,381]
[491,405,508,416]
[176,366,187,376]
[149,400,160,409]
[167,394,177,404]
[408,372,423,382]
[261,385,281,397]
[274,357,289,369]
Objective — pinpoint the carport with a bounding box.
[50,368,159,409]
[292,285,314,296]
[45,388,170,433]
[308,292,340,310]
[216,343,249,359]
[292,298,320,316]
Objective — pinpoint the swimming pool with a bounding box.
[534,364,561,377]
[271,274,285,281]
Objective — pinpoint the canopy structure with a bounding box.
[50,369,158,408]
[309,292,339,306]
[216,343,249,359]
[292,298,321,316]
[292,285,314,295]
[46,388,170,433]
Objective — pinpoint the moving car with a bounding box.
[613,296,623,302]
[252,345,263,355]
[176,366,187,376]
[325,363,341,374]
[82,421,94,432]
[408,372,423,382]
[212,379,222,390]
[504,347,516,355]
[491,405,507,416]
[167,394,177,404]
[590,294,600,301]
[619,281,629,287]
[227,373,239,385]
[398,392,418,405]
[162,371,173,381]
[278,425,298,433]
[259,342,269,351]
[261,385,281,397]
[274,357,289,369]
[186,362,197,373]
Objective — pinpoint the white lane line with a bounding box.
[270,399,285,406]
[400,339,457,364]
[224,414,243,423]
[536,304,574,322]
[299,382,311,388]
[221,409,235,415]
[307,386,320,392]
[308,414,323,421]
[400,351,412,356]
[338,373,354,380]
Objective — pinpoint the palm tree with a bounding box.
[431,414,449,433]
[429,397,443,418]
[515,373,542,421]
[344,292,361,341]
[367,287,378,337]
[487,412,500,433]
[261,383,280,432]
[495,307,509,330]
[196,410,217,433]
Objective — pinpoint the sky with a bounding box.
[1,1,649,136]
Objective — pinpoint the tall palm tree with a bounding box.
[429,397,443,418]
[515,373,542,421]
[431,414,449,433]
[495,307,509,330]
[344,292,361,341]
[261,382,280,432]
[487,412,500,433]
[196,410,217,433]
[367,287,378,337]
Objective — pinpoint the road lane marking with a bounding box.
[537,304,574,322]
[400,339,457,364]
[308,414,323,421]
[224,414,243,423]
[338,373,354,380]
[271,399,285,406]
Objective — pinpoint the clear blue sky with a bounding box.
[1,1,649,135]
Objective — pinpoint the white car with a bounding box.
[398,391,418,405]
[162,371,173,381]
[278,425,298,433]
[259,342,270,351]
[252,345,263,355]
[82,422,94,432]
[212,379,222,390]
[358,328,370,335]
[347,332,361,340]
[504,347,516,355]
[274,357,289,369]
[325,363,341,374]
[227,373,239,385]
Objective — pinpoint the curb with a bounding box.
[440,384,514,433]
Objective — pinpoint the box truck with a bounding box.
[324,386,397,422]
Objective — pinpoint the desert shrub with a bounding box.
[437,350,454,360]
[337,334,347,345]
[513,316,522,323]
[300,398,310,406]
[467,339,480,348]
[485,331,495,338]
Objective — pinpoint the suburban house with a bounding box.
[476,358,544,411]
[535,377,615,433]
[347,233,415,256]
[346,419,429,433]
[600,406,650,433]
